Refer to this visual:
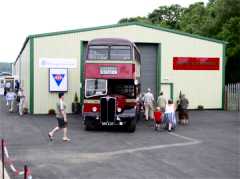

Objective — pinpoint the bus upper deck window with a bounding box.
[110,46,131,60]
[88,46,109,60]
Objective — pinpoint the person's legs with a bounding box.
[62,127,70,141]
[149,105,154,120]
[6,95,9,106]
[49,126,60,136]
[19,98,23,115]
[9,100,13,112]
[144,105,149,120]
[178,111,184,124]
[185,111,189,124]
[48,126,60,141]
[168,122,172,131]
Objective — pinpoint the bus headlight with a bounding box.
[92,107,97,112]
[117,107,122,113]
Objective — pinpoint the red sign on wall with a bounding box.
[173,57,220,70]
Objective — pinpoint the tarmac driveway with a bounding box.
[0,98,239,179]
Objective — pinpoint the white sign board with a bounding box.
[49,68,68,92]
[6,92,16,101]
[40,58,77,68]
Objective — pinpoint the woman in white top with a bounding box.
[164,99,177,132]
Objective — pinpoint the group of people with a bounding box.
[139,88,189,132]
[4,80,25,116]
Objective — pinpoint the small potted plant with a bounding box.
[72,92,81,114]
[48,109,56,115]
[197,105,204,110]
[23,107,28,114]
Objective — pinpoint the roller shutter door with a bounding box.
[136,43,157,98]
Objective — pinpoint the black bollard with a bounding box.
[1,139,4,179]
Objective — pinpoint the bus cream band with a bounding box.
[39,58,77,68]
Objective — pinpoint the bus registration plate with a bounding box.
[102,122,114,126]
[100,66,117,75]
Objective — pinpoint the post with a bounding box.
[24,165,27,179]
[1,139,4,179]
[237,83,240,112]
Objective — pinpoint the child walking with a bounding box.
[154,107,163,131]
[164,99,177,132]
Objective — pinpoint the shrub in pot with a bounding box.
[197,105,204,110]
[72,92,81,114]
[23,107,28,114]
[48,109,56,115]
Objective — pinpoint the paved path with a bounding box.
[0,97,239,179]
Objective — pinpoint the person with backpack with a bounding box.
[178,94,189,125]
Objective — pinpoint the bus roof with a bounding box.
[88,38,134,46]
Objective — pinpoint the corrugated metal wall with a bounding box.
[31,25,223,113]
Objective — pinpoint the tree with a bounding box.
[179,2,208,35]
[118,0,240,83]
[218,17,240,83]
[148,4,184,29]
[118,16,150,24]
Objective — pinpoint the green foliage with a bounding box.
[118,16,150,24]
[118,0,240,83]
[179,2,209,35]
[48,109,56,115]
[74,92,79,103]
[148,4,184,29]
[218,17,240,59]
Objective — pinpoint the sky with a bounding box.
[0,0,208,63]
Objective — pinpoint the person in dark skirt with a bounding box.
[48,92,71,142]
[178,94,189,125]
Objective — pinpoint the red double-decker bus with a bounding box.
[82,38,141,132]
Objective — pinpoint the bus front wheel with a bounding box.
[126,117,136,133]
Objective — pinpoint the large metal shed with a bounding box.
[13,22,226,114]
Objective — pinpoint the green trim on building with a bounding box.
[16,22,227,69]
[160,83,174,100]
[222,44,226,109]
[170,83,173,100]
[29,38,34,114]
[80,41,85,105]
[29,22,227,44]
[19,55,22,82]
[156,43,161,96]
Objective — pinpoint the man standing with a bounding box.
[48,92,70,142]
[143,88,154,121]
[157,92,166,112]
